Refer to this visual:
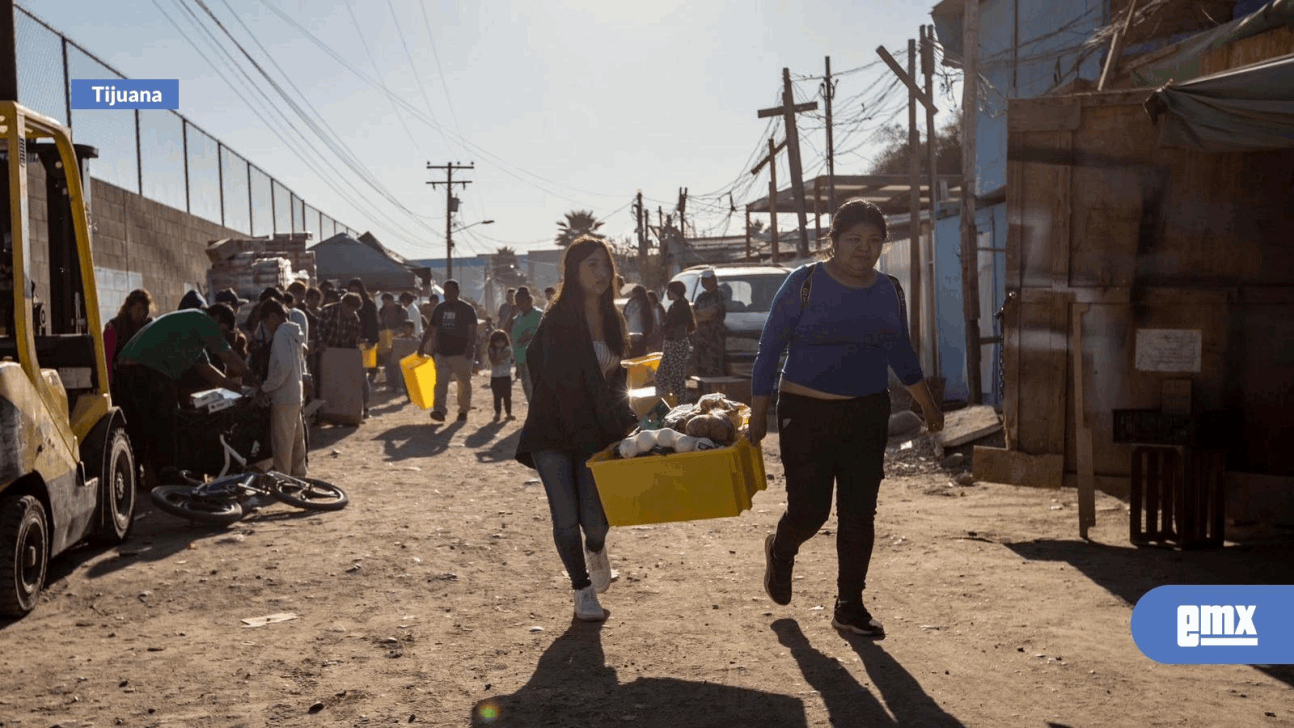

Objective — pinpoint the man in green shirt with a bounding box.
[115,308,256,482]
[509,287,542,403]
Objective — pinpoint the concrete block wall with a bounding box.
[26,161,244,329]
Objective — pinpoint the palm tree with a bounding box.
[555,210,605,247]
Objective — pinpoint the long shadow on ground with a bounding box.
[772,618,966,727]
[1006,534,1294,688]
[372,421,465,460]
[472,618,807,727]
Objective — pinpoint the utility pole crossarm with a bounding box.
[876,46,939,113]
[750,139,787,176]
[757,101,816,118]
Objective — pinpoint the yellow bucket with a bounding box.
[622,353,663,389]
[361,344,378,369]
[586,438,767,527]
[400,353,437,410]
[378,329,395,357]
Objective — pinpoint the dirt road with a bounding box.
[2,378,1292,727]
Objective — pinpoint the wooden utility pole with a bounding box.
[906,38,923,361]
[1098,0,1138,91]
[962,0,983,404]
[635,190,646,256]
[922,24,942,377]
[822,56,836,214]
[879,42,941,363]
[2,0,17,103]
[677,187,688,247]
[757,71,817,258]
[426,162,474,280]
[752,137,786,265]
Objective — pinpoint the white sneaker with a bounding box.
[573,585,606,621]
[585,545,612,594]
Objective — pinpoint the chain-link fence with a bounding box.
[14,6,358,240]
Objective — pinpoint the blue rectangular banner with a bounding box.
[70,79,179,110]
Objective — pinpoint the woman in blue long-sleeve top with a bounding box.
[748,198,944,637]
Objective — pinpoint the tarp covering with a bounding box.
[1132,0,1294,86]
[311,233,419,292]
[1145,52,1294,151]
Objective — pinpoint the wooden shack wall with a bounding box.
[1005,89,1294,501]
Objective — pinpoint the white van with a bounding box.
[669,264,793,377]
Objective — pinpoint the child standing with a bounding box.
[487,330,514,422]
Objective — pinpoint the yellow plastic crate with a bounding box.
[622,353,662,389]
[400,353,437,410]
[361,344,378,369]
[586,437,767,526]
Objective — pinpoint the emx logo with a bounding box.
[1133,586,1293,664]
[1177,605,1257,647]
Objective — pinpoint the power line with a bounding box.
[156,0,446,246]
[341,0,425,156]
[194,0,441,240]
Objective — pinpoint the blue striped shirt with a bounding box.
[750,264,924,398]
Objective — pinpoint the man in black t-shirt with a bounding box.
[418,280,478,423]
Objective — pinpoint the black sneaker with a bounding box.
[763,534,793,606]
[430,411,446,422]
[832,598,884,636]
[456,412,468,422]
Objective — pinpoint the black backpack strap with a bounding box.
[885,273,908,333]
[798,262,819,311]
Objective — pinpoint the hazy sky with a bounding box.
[20,0,958,260]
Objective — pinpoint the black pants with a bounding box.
[771,390,890,603]
[491,376,512,416]
[115,364,180,474]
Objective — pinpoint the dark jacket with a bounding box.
[514,305,638,469]
[359,297,380,343]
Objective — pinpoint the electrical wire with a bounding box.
[154,0,449,246]
[256,0,626,206]
[194,0,443,241]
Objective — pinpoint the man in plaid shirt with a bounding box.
[318,293,364,350]
[317,292,371,418]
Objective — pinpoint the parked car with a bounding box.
[669,264,793,377]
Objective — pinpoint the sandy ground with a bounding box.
[2,374,1293,728]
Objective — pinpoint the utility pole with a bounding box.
[757,70,817,258]
[906,38,923,362]
[962,0,983,404]
[821,56,836,214]
[635,190,646,257]
[922,25,942,378]
[426,161,474,280]
[677,187,688,250]
[752,137,786,265]
[2,0,17,103]
[879,42,941,363]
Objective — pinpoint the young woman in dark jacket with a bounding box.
[515,236,638,622]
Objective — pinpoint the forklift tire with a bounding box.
[0,495,49,618]
[88,426,136,546]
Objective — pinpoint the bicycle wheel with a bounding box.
[150,486,244,525]
[266,474,349,511]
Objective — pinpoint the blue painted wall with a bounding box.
[972,0,1108,196]
[926,0,1109,403]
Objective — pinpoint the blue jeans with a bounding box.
[532,449,609,591]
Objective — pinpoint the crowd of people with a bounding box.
[105,197,946,631]
[105,276,440,487]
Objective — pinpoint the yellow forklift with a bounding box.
[0,3,136,617]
